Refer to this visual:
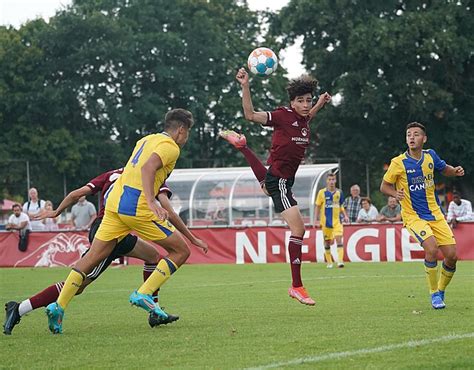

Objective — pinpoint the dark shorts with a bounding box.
[264,169,297,213]
[81,217,138,281]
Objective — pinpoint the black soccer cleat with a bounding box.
[3,301,21,335]
[148,311,179,328]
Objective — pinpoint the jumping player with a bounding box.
[314,173,349,268]
[220,68,331,306]
[380,122,464,309]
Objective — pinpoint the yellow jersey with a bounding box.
[383,149,446,222]
[315,187,345,228]
[105,133,180,219]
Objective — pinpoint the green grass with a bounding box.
[1,262,473,369]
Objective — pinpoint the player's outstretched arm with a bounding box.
[33,186,92,220]
[141,153,168,221]
[442,165,464,177]
[380,180,404,201]
[157,193,208,253]
[236,67,268,125]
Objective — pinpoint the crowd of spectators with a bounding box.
[2,184,473,233]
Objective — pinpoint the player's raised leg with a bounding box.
[219,130,268,193]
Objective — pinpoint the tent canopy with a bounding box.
[167,164,338,227]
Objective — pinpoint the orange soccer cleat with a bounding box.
[288,286,316,306]
[218,130,247,149]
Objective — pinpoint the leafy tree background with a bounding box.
[271,0,473,202]
[0,0,472,208]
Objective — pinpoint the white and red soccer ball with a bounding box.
[247,47,278,76]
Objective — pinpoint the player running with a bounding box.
[43,109,200,334]
[3,167,208,335]
[314,173,349,268]
[220,68,331,306]
[380,122,464,309]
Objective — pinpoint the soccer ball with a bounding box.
[247,47,278,77]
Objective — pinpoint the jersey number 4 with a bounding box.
[131,141,147,167]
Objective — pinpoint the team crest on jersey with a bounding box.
[301,128,308,137]
[292,121,299,127]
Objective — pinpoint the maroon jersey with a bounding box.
[263,107,311,179]
[86,168,173,218]
[86,169,124,218]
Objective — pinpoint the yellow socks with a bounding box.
[57,269,86,309]
[337,245,344,264]
[424,260,438,294]
[138,258,178,295]
[324,247,333,264]
[438,261,456,292]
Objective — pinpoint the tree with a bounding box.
[272,0,473,199]
[0,0,289,203]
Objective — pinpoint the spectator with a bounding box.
[71,196,97,230]
[356,197,379,223]
[447,191,473,229]
[6,203,31,251]
[22,187,46,231]
[377,196,402,223]
[343,184,362,223]
[42,200,59,231]
[206,184,228,224]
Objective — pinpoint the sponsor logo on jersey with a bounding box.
[409,173,434,191]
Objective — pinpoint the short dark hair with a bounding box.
[286,75,318,101]
[406,122,426,134]
[452,191,461,197]
[327,173,337,178]
[361,197,372,205]
[164,108,194,130]
[12,203,21,210]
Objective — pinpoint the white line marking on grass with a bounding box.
[246,332,474,369]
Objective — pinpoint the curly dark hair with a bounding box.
[286,75,319,101]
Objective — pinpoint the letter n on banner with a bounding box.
[235,231,267,264]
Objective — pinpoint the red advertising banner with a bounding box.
[1,223,473,267]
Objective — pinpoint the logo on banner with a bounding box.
[14,233,90,267]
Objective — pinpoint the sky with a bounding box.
[0,0,305,77]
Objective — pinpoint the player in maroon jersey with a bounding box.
[220,68,331,306]
[3,169,208,335]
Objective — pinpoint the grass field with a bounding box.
[1,262,473,369]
